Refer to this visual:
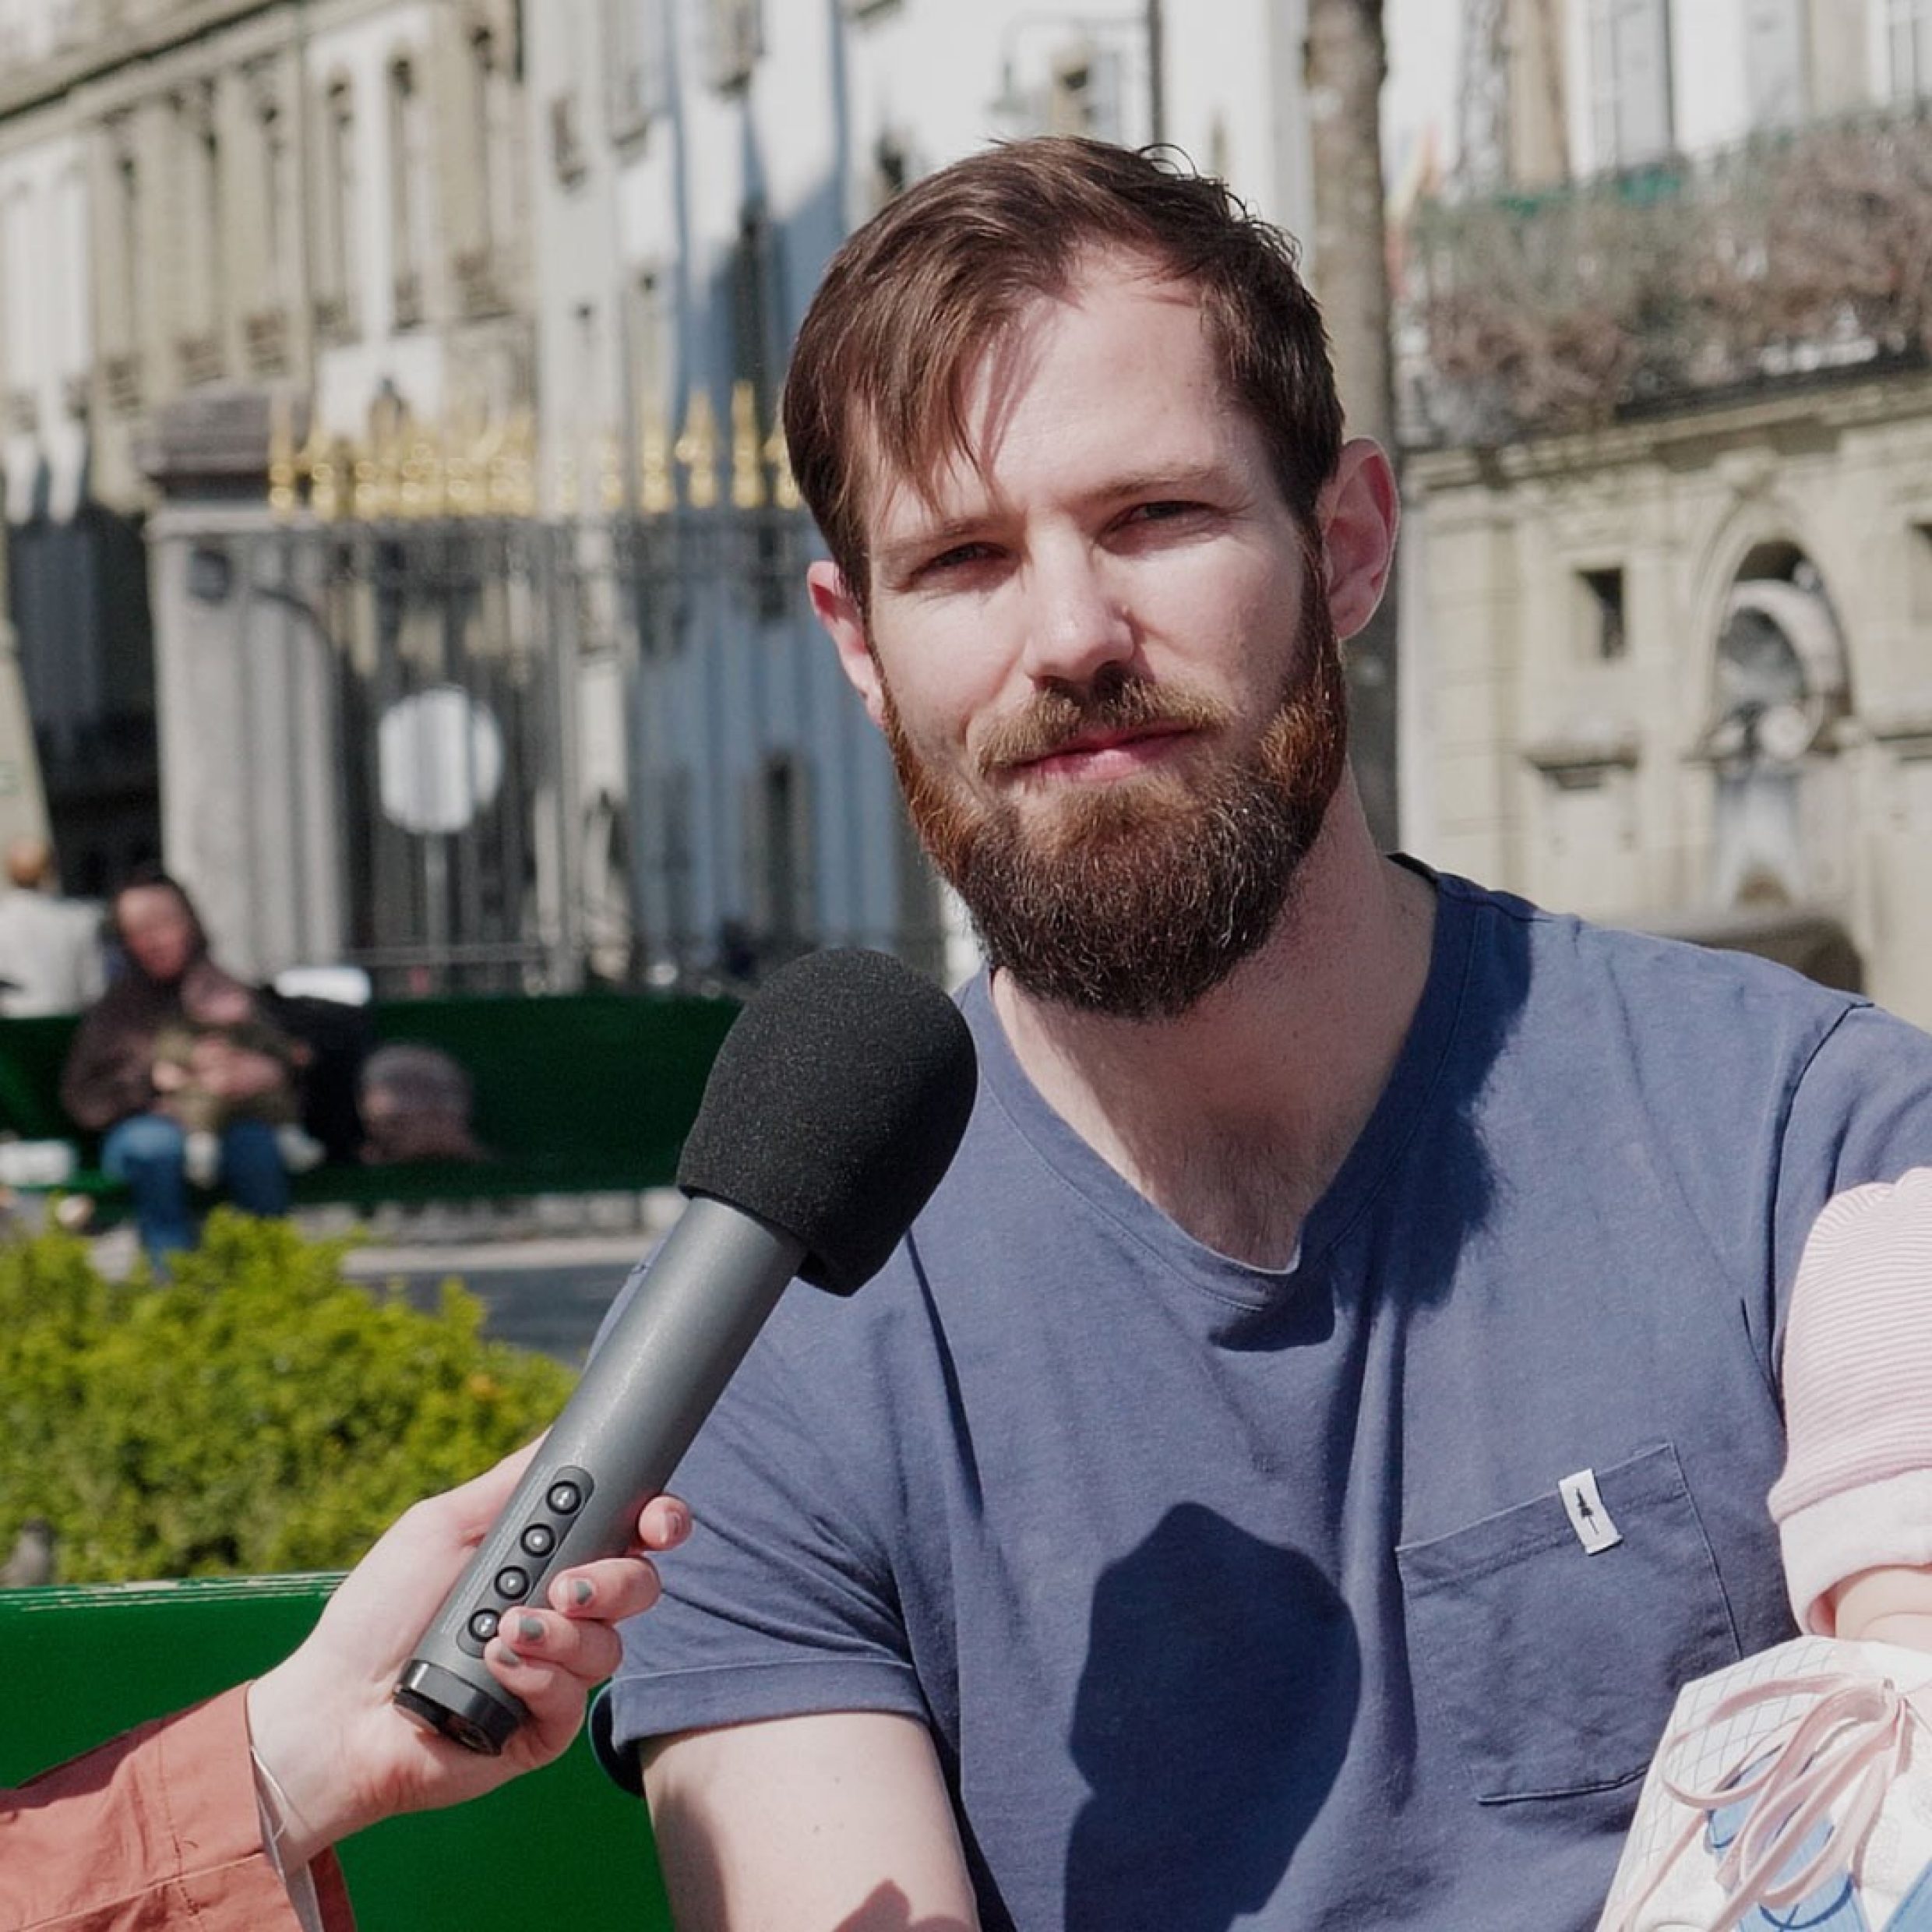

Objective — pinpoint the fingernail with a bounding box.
[573,1578,594,1607]
[517,1613,545,1641]
[665,1504,690,1540]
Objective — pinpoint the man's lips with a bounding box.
[1004,722,1193,780]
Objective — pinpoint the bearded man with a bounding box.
[593,139,1932,1930]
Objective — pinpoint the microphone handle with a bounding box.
[393,1196,806,1754]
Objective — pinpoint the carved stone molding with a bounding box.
[1522,726,1641,791]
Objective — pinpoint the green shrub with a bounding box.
[0,1210,577,1582]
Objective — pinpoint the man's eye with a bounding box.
[1128,499,1202,524]
[922,542,998,574]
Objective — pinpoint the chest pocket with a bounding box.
[1395,1442,1743,1803]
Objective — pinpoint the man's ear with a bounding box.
[808,559,888,729]
[1316,439,1400,643]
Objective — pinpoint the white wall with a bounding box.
[0,0,79,66]
[1384,0,1463,196]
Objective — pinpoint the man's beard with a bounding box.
[881,577,1349,1021]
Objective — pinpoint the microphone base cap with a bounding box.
[393,1658,522,1756]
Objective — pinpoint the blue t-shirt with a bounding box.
[598,873,1932,1930]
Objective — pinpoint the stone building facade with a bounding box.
[0,0,538,949]
[1393,0,1932,1027]
[0,0,1336,983]
[69,0,533,500]
[1408,370,1932,1024]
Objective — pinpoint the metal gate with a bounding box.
[157,393,947,999]
[234,517,578,998]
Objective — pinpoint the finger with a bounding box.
[636,1493,692,1551]
[546,1553,665,1621]
[481,1647,590,1759]
[487,1610,623,1687]
[479,1641,582,1756]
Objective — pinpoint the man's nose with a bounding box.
[1018,546,1133,688]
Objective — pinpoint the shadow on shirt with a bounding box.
[1066,1504,1359,1932]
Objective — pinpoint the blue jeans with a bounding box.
[100,1113,291,1269]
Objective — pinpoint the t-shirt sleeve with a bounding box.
[1771,1000,1932,1356]
[594,1282,929,1789]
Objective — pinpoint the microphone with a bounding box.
[393,947,978,1754]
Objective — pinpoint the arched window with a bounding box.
[1888,0,1932,98]
[53,162,86,399]
[388,56,432,325]
[101,114,143,404]
[174,81,224,369]
[1586,0,1674,169]
[471,26,516,256]
[319,75,361,337]
[2,184,37,412]
[257,91,292,313]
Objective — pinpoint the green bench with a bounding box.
[0,991,740,1209]
[0,1574,672,1928]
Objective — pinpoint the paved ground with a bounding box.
[342,1232,652,1364]
[80,1196,680,1366]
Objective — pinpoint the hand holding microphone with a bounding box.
[393,948,978,1754]
[247,1444,691,1870]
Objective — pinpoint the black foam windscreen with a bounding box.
[675,948,978,1295]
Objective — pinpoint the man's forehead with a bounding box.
[860,415,1006,551]
[851,310,1046,545]
[854,255,1214,550]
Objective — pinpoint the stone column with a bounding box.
[140,386,344,982]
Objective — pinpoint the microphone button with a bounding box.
[546,1479,584,1514]
[520,1523,556,1557]
[467,1608,501,1643]
[495,1566,531,1599]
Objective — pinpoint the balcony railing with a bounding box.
[245,305,291,375]
[101,351,142,414]
[175,330,226,388]
[1401,103,1932,448]
[453,246,510,320]
[312,291,358,346]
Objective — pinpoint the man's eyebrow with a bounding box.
[874,516,996,573]
[1102,461,1236,499]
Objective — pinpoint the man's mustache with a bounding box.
[975,677,1232,776]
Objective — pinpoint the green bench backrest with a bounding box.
[0,991,740,1196]
[365,992,737,1189]
[0,1012,84,1141]
[0,1576,673,1929]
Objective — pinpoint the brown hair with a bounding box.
[783,137,1342,605]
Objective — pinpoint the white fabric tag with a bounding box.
[1558,1467,1623,1554]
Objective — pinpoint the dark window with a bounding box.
[1581,566,1627,661]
